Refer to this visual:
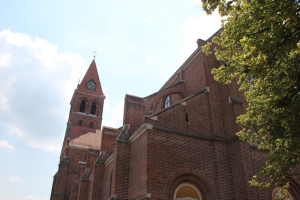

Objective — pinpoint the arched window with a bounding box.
[185,113,189,124]
[78,120,83,126]
[173,183,202,200]
[90,103,97,115]
[79,100,86,113]
[89,122,94,129]
[272,187,294,200]
[164,96,170,108]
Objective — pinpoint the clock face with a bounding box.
[86,80,96,91]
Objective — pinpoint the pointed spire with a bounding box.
[77,60,104,96]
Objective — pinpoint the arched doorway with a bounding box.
[272,187,294,200]
[173,183,202,200]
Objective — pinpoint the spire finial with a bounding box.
[93,50,97,59]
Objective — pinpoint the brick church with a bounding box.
[50,29,300,200]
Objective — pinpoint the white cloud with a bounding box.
[0,140,16,150]
[194,0,202,4]
[25,195,48,200]
[0,29,88,154]
[0,194,19,200]
[102,99,124,128]
[147,17,154,22]
[9,176,22,183]
[0,194,47,200]
[178,12,223,64]
[0,53,10,68]
[25,195,39,200]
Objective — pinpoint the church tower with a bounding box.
[69,59,105,131]
[60,59,105,158]
[51,59,106,200]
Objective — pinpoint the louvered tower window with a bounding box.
[90,103,97,115]
[79,100,86,113]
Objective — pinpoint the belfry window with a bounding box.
[79,100,86,113]
[90,103,97,115]
[164,96,170,108]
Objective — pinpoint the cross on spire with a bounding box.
[93,50,97,59]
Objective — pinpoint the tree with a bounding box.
[201,0,300,191]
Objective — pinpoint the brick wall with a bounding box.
[114,140,131,199]
[146,129,220,199]
[128,131,148,199]
[123,95,145,134]
[51,29,300,200]
[102,158,115,199]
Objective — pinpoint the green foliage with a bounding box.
[202,0,300,190]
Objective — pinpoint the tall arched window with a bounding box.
[78,120,83,126]
[185,113,189,125]
[79,100,86,113]
[90,103,97,115]
[173,183,202,200]
[164,96,170,108]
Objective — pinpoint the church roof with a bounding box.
[77,59,104,96]
[69,130,101,150]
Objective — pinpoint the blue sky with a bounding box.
[0,0,222,199]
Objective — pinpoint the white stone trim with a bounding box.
[130,124,153,142]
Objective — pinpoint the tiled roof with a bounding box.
[69,130,101,150]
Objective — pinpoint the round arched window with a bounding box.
[164,96,170,108]
[272,187,294,200]
[90,102,97,115]
[173,183,202,200]
[79,100,86,113]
